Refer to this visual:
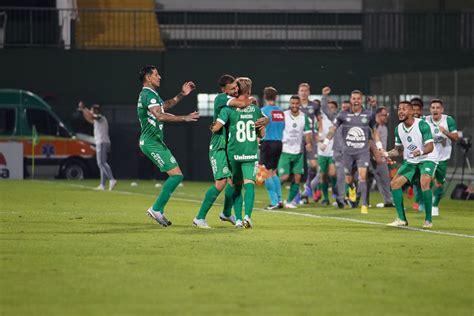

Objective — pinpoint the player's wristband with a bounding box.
[376,141,383,150]
[323,138,330,145]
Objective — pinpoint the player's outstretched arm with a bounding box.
[386,145,403,158]
[78,101,94,124]
[162,81,196,111]
[150,106,199,123]
[228,96,257,109]
[412,142,434,157]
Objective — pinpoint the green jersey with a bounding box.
[217,105,263,162]
[137,87,164,141]
[210,93,234,151]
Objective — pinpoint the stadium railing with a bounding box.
[0,7,472,51]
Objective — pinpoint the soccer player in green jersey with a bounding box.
[193,75,257,228]
[137,65,199,227]
[425,99,459,216]
[409,97,425,211]
[385,101,437,229]
[211,77,264,229]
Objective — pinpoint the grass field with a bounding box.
[1,179,473,315]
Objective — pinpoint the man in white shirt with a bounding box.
[78,102,117,191]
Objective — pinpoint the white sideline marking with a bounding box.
[38,181,474,239]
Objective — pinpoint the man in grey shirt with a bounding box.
[78,102,117,191]
[373,106,394,207]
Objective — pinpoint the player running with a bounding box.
[278,95,314,208]
[385,101,437,229]
[211,77,263,229]
[425,99,458,216]
[409,97,425,211]
[137,65,198,227]
[298,83,320,202]
[193,75,257,229]
[320,90,383,214]
[260,87,285,210]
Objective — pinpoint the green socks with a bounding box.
[196,185,221,219]
[232,185,243,220]
[222,184,234,217]
[422,190,433,222]
[244,183,255,218]
[288,183,299,202]
[433,186,443,207]
[321,182,329,200]
[152,175,183,214]
[392,188,406,221]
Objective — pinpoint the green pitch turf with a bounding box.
[1,180,473,315]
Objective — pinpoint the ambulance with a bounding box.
[0,89,97,179]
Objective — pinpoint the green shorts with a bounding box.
[318,155,334,173]
[229,160,259,183]
[396,160,437,183]
[209,149,231,180]
[434,160,448,184]
[140,138,179,173]
[278,152,304,176]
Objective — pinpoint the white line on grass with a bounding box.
[38,181,474,239]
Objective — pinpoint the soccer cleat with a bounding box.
[321,199,330,206]
[423,221,433,229]
[335,198,345,209]
[386,218,408,227]
[284,201,297,209]
[146,208,170,227]
[313,190,322,202]
[235,219,244,228]
[376,203,385,208]
[412,202,419,211]
[108,179,117,191]
[265,204,280,210]
[192,218,211,229]
[278,201,284,209]
[432,206,439,216]
[243,215,252,229]
[94,185,105,191]
[348,187,357,203]
[219,212,236,225]
[361,205,368,214]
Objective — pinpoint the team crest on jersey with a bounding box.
[407,136,412,142]
[223,167,229,174]
[170,156,176,164]
[151,98,157,104]
[292,123,297,128]
[361,117,368,124]
[434,128,439,133]
[308,108,314,114]
[407,144,417,151]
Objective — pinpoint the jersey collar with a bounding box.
[142,86,159,96]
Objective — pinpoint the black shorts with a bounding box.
[260,140,282,170]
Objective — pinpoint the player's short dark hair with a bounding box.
[430,99,444,107]
[351,90,364,96]
[375,106,387,114]
[410,97,423,108]
[218,74,235,88]
[290,95,300,101]
[342,100,351,104]
[328,100,338,108]
[139,65,156,83]
[263,87,278,101]
[399,101,412,107]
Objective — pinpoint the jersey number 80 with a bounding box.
[236,121,256,142]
